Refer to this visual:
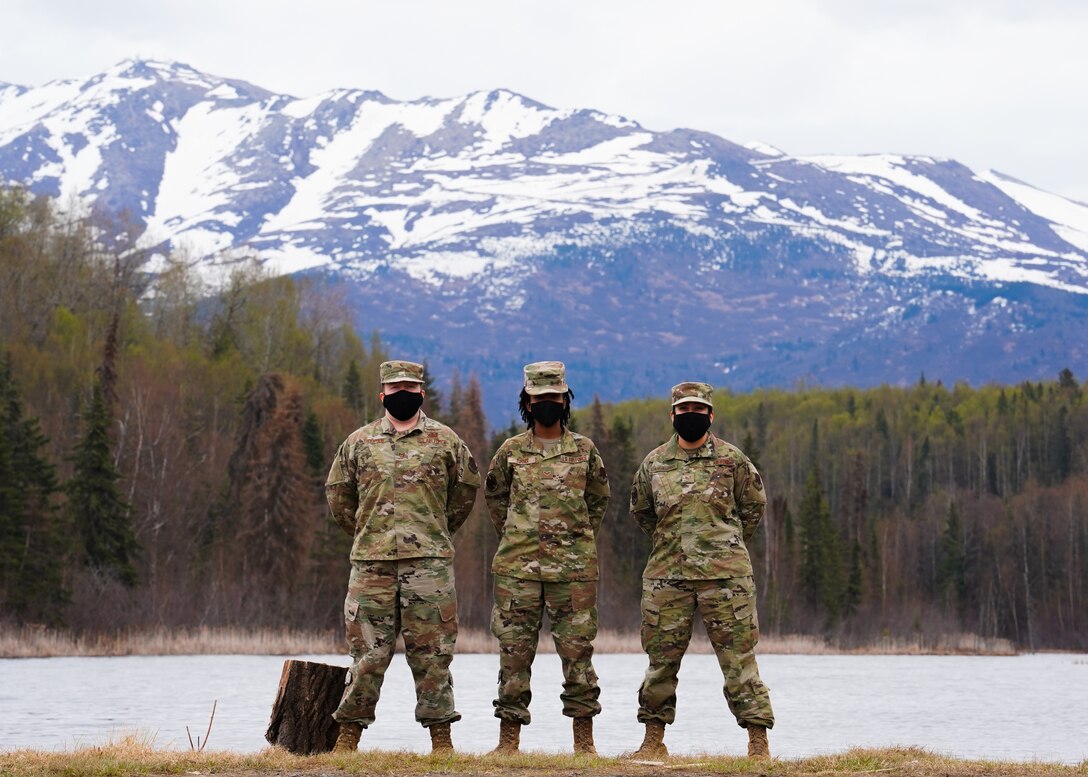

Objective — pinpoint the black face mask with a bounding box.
[383,390,424,421]
[673,411,711,443]
[529,400,565,428]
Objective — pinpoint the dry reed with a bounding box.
[1,625,1016,658]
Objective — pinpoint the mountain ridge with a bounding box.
[2,59,1087,419]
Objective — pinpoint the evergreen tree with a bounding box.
[741,428,761,470]
[301,408,326,477]
[798,467,843,619]
[451,374,493,629]
[67,383,139,587]
[588,394,609,451]
[421,360,443,421]
[228,375,318,602]
[0,356,67,623]
[342,359,364,416]
[448,370,464,425]
[937,501,966,611]
[1052,405,1072,483]
[845,539,863,617]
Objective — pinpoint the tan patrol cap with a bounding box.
[523,361,569,396]
[671,381,714,408]
[380,360,425,384]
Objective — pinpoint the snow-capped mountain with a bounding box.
[3,59,1087,417]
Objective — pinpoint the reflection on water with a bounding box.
[0,653,1085,763]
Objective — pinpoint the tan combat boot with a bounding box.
[490,719,521,754]
[747,725,770,759]
[632,720,668,758]
[331,721,362,753]
[573,717,597,755]
[429,722,454,754]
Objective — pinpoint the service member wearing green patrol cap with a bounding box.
[326,359,481,754]
[522,360,570,395]
[483,361,610,755]
[379,360,425,384]
[628,380,774,759]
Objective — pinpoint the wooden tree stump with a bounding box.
[265,659,347,754]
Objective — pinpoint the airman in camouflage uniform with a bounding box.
[629,381,774,759]
[484,361,610,755]
[325,360,481,754]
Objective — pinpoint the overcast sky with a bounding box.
[5,0,1087,202]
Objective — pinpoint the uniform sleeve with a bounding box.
[585,442,610,535]
[484,443,512,536]
[735,456,767,543]
[445,438,481,535]
[630,458,657,536]
[325,440,358,537]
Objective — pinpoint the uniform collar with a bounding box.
[665,433,716,460]
[522,427,577,459]
[378,411,428,436]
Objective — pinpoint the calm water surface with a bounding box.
[1,653,1085,762]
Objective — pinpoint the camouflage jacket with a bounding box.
[630,433,766,580]
[485,429,610,581]
[326,413,481,562]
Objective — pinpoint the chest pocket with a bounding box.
[508,456,538,503]
[556,453,589,493]
[354,438,394,494]
[708,457,737,513]
[408,443,446,490]
[650,464,682,515]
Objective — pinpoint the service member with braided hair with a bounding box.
[484,361,610,755]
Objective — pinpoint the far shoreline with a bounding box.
[0,626,1026,659]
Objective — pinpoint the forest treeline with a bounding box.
[1,186,1085,650]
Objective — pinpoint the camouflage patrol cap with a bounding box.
[671,381,714,408]
[380,360,425,384]
[524,361,569,395]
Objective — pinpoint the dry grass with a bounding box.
[0,626,343,658]
[1,737,1083,777]
[1,626,1017,659]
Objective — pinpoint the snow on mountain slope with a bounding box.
[3,59,1086,292]
[3,59,1088,410]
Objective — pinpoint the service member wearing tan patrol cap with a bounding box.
[326,360,481,754]
[628,381,774,759]
[484,361,610,755]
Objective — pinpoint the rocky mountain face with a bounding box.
[3,59,1087,420]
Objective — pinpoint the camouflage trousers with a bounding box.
[490,575,602,724]
[638,576,774,729]
[334,557,460,729]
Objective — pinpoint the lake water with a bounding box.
[1,653,1085,763]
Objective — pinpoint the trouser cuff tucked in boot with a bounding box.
[332,722,363,753]
[747,724,770,759]
[573,717,597,755]
[428,722,453,753]
[490,719,521,754]
[631,720,668,758]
